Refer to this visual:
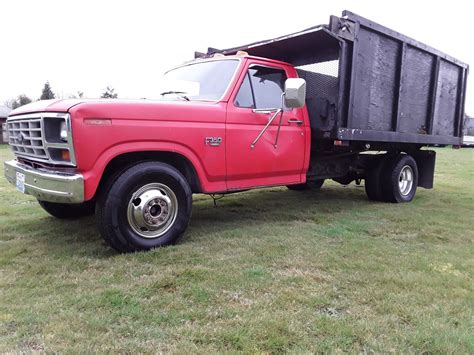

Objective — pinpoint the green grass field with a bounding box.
[0,145,473,353]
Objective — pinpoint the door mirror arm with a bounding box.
[250,93,285,149]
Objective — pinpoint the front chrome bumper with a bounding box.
[4,160,84,203]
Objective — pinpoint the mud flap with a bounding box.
[412,150,436,189]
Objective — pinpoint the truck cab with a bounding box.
[4,54,309,252]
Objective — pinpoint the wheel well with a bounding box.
[96,151,202,197]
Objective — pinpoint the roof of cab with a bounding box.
[178,53,293,69]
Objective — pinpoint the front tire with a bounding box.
[96,162,192,253]
[38,200,95,219]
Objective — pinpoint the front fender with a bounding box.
[81,141,226,200]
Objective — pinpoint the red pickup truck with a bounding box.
[4,11,468,252]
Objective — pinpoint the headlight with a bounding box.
[60,120,68,141]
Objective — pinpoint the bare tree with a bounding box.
[6,95,33,109]
[101,86,118,99]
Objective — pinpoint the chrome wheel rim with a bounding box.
[127,183,178,239]
[398,165,414,196]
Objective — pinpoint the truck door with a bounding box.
[226,61,307,190]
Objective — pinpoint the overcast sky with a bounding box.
[0,0,472,115]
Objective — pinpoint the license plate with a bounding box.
[16,172,25,193]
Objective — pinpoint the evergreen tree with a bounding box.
[40,81,55,100]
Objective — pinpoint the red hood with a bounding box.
[8,99,87,116]
[8,98,221,119]
[68,99,223,122]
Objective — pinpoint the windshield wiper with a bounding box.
[160,91,190,101]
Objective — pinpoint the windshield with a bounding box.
[160,59,239,101]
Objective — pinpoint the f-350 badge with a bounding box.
[205,137,222,147]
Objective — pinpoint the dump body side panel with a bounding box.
[337,11,468,145]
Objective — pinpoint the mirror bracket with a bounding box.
[250,93,285,149]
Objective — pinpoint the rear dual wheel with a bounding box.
[365,154,418,203]
[382,154,418,203]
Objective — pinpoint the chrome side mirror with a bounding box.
[284,78,306,108]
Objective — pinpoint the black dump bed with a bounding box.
[200,11,469,146]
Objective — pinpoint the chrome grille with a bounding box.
[6,113,76,166]
[8,117,48,159]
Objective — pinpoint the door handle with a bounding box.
[288,118,304,125]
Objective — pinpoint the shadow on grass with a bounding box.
[20,184,371,258]
[190,185,369,224]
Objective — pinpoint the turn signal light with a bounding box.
[61,149,70,161]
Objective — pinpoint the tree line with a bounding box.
[6,82,118,109]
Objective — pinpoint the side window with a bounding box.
[234,65,288,109]
[234,73,254,108]
[249,66,287,109]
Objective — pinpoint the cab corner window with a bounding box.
[234,73,254,108]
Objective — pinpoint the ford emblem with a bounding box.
[17,132,26,143]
